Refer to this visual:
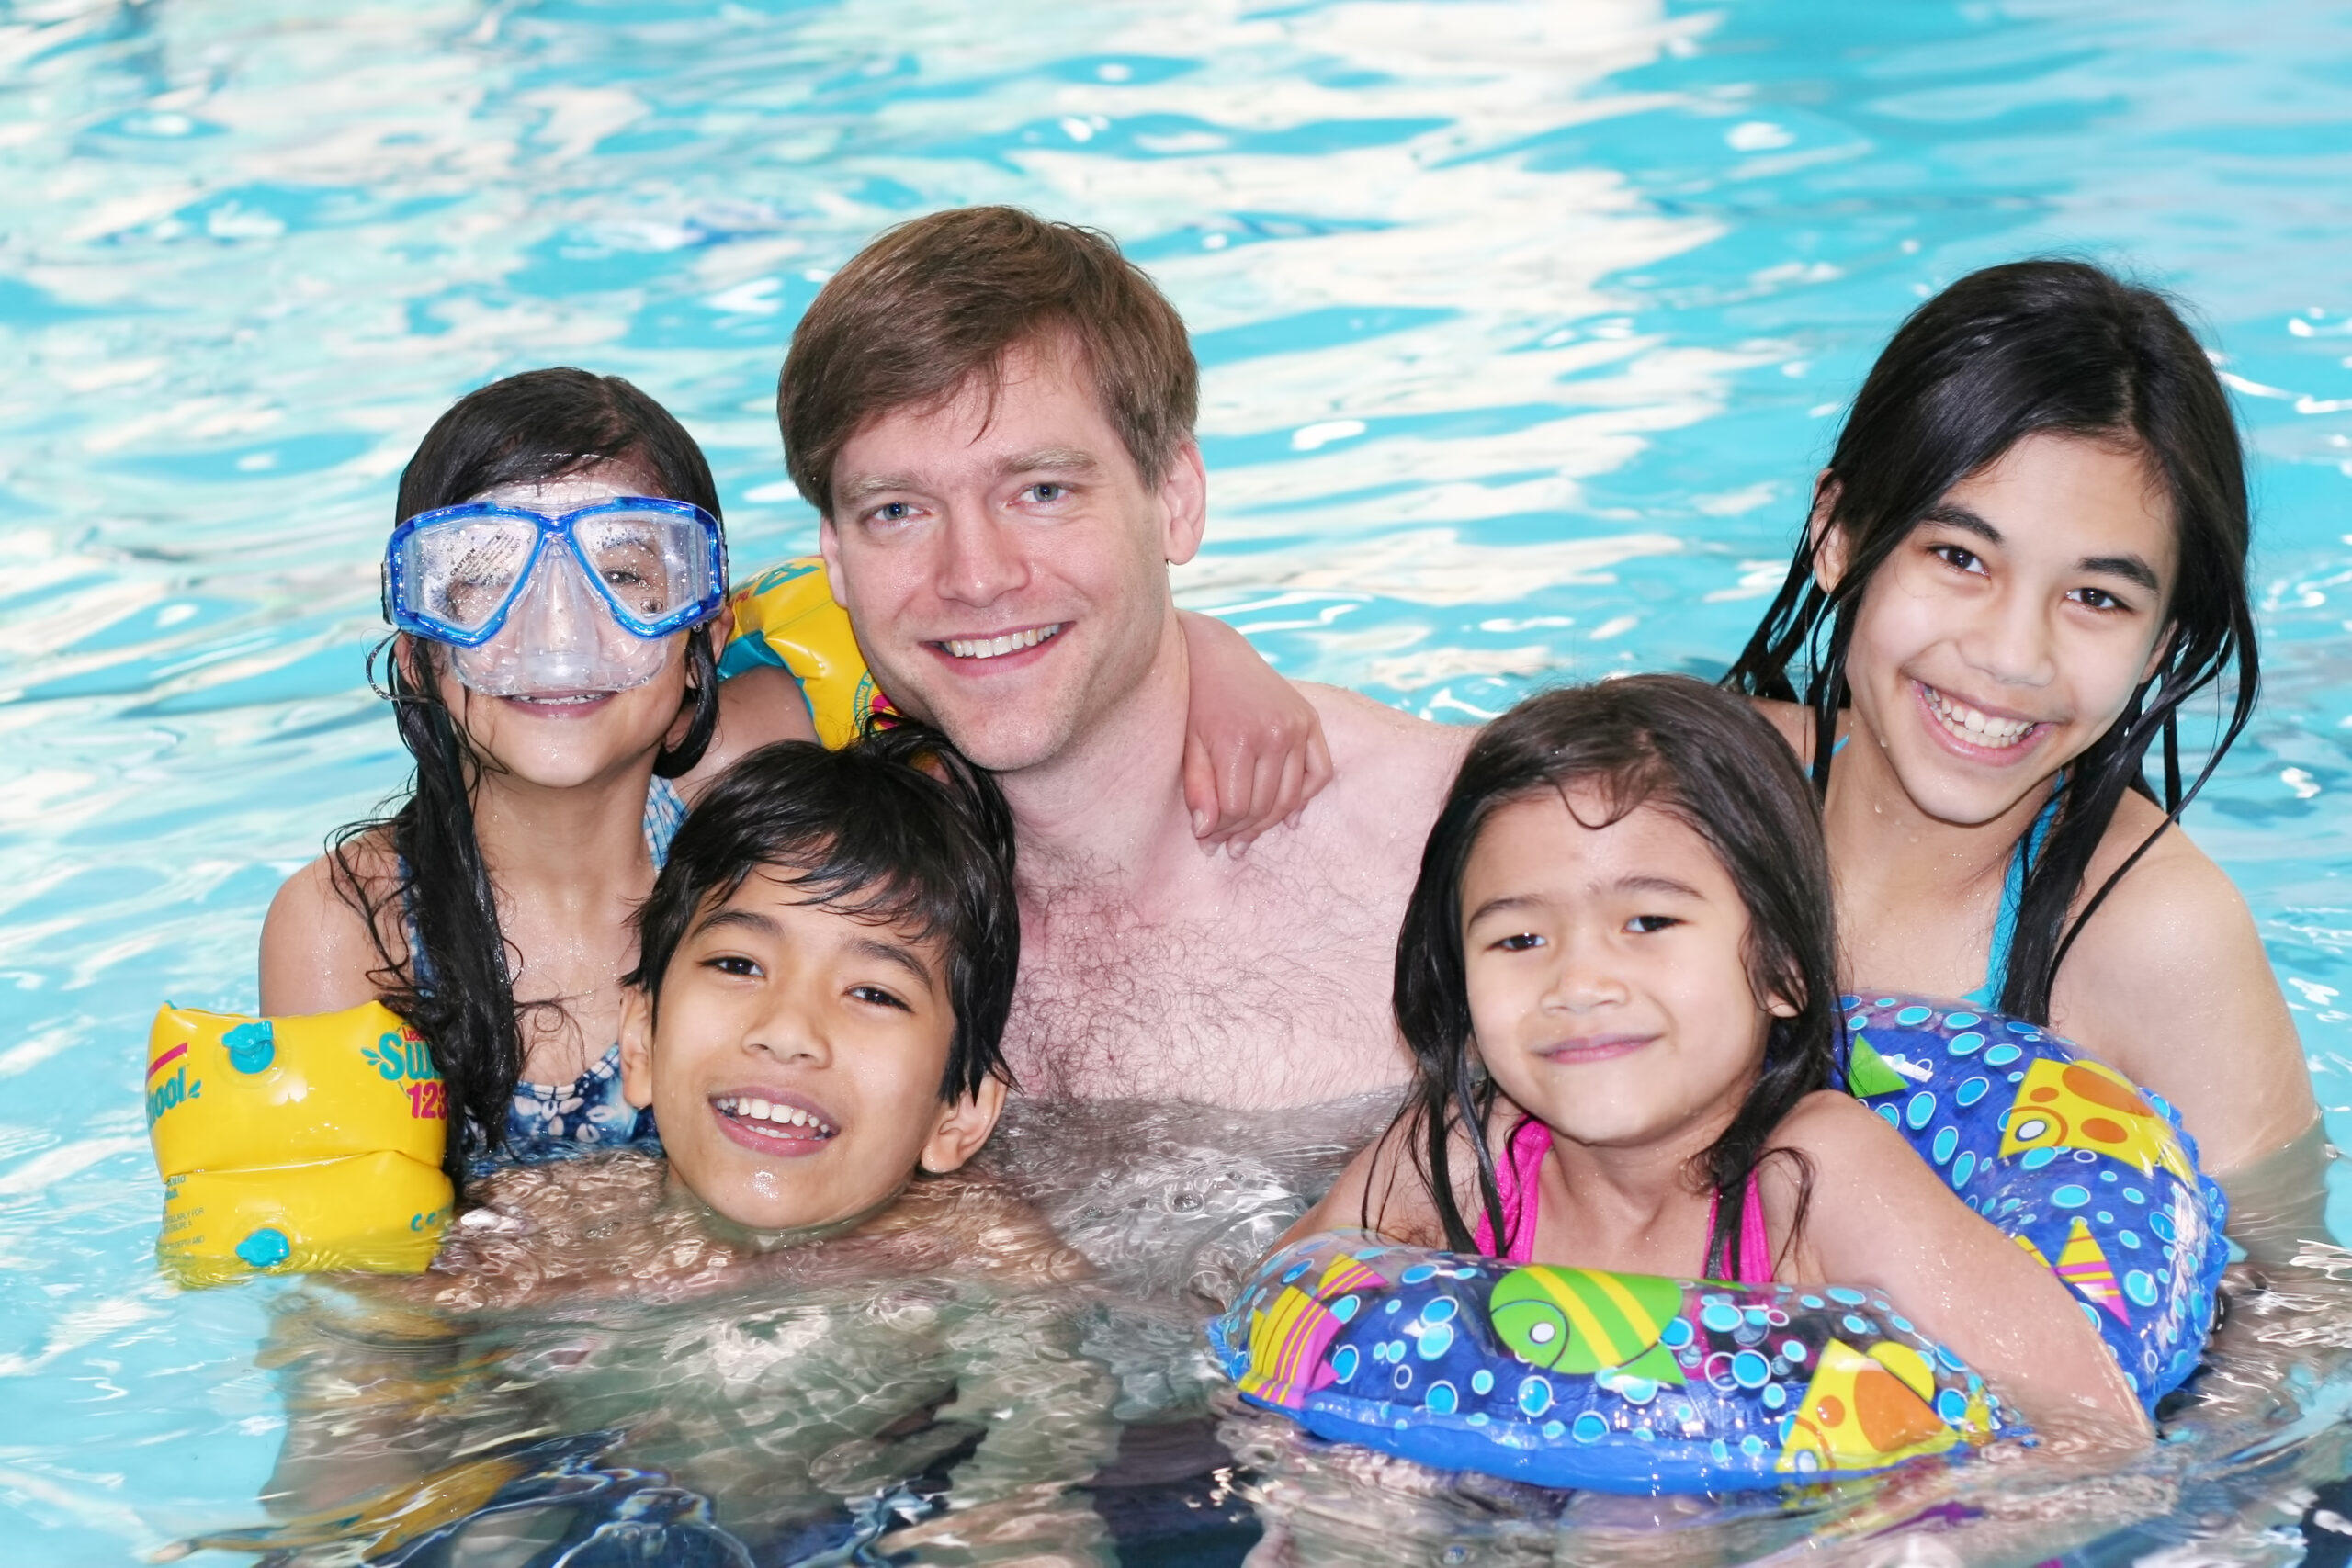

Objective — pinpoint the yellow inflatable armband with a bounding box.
[718,558,893,749]
[145,1001,451,1286]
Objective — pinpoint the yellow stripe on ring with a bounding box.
[1584,1269,1668,1348]
[1536,1269,1636,1366]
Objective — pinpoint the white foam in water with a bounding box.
[6,0,2352,1561]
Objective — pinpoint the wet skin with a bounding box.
[618,869,1003,1234]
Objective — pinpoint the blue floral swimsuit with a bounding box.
[406,776,686,1166]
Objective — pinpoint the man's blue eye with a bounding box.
[877,502,910,522]
[1029,483,1062,503]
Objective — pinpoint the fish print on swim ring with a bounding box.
[1835,994,2228,1409]
[1211,1232,2014,1495]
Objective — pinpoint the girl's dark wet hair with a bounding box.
[626,726,1020,1105]
[331,367,726,1189]
[1388,676,1839,1279]
[1723,259,2258,1021]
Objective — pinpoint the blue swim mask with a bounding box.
[383,482,726,697]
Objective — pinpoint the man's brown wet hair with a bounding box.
[775,206,1198,517]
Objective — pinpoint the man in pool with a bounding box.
[731,206,1470,1108]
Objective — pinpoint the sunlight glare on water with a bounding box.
[8,0,2352,1562]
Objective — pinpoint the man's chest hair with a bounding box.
[1001,855,1396,1099]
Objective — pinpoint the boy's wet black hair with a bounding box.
[626,724,1020,1105]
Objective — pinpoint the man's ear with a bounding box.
[617,986,657,1110]
[817,514,847,610]
[917,1073,1009,1176]
[1807,472,1850,592]
[1158,440,1208,568]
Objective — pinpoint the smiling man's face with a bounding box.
[816,337,1206,776]
[618,865,1003,1235]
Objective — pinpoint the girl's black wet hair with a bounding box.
[1723,259,2258,1022]
[1386,675,1838,1279]
[330,367,725,1189]
[625,725,1020,1105]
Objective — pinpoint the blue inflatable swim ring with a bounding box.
[1212,1232,2018,1494]
[1215,995,2225,1492]
[1835,993,2227,1408]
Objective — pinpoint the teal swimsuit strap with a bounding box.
[1968,788,2062,1008]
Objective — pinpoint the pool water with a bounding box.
[8,0,2352,1562]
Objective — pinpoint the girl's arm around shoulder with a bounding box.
[2053,795,2316,1178]
[258,835,401,1018]
[1764,1090,2151,1450]
[1179,610,1332,850]
[675,664,819,804]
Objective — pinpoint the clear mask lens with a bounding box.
[447,546,677,697]
[399,519,539,638]
[571,509,714,628]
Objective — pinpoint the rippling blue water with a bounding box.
[9,0,2352,1562]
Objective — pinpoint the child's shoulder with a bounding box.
[1750,696,1809,760]
[2071,791,2259,969]
[259,829,407,1014]
[866,1174,1091,1283]
[2054,787,2288,1052]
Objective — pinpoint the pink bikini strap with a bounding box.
[1469,1117,1551,1263]
[1703,1174,1776,1285]
[1467,1126,1774,1283]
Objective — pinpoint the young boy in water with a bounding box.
[425,723,1078,1301]
[241,730,1110,1562]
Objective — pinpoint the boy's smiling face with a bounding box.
[618,865,1005,1235]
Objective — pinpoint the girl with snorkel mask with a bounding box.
[262,369,741,1184]
[262,368,1327,1193]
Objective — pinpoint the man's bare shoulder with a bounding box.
[1295,682,1472,824]
[1299,682,1472,759]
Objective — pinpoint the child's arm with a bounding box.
[1180,610,1332,851]
[259,840,401,1016]
[880,1292,1120,1564]
[677,664,819,802]
[1770,1092,2152,1447]
[1280,1114,1472,1252]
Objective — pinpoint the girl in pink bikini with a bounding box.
[1289,674,2144,1436]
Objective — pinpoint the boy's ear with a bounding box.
[1807,472,1850,592]
[917,1073,1009,1177]
[617,987,657,1110]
